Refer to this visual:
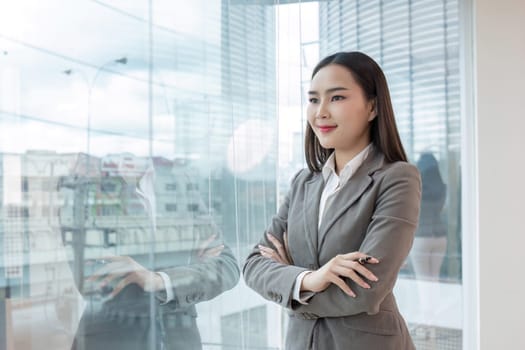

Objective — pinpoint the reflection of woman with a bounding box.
[72,165,240,350]
[243,52,421,350]
[410,152,447,281]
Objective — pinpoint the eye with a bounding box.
[331,95,345,101]
[308,97,319,104]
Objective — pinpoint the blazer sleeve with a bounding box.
[243,170,311,308]
[156,241,240,310]
[293,163,421,317]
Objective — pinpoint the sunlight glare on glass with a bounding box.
[227,119,274,177]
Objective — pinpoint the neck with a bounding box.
[334,142,370,174]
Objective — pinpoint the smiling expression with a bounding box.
[307,64,376,166]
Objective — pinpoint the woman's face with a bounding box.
[307,64,376,157]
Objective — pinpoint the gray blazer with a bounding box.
[75,242,239,350]
[243,148,421,350]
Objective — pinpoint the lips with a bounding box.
[317,125,337,133]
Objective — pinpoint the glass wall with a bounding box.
[1,1,463,349]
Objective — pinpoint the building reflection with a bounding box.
[0,150,242,349]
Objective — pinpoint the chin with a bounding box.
[318,140,335,149]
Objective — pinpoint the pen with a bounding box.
[358,256,372,264]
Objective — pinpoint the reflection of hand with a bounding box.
[301,252,379,297]
[258,232,293,265]
[197,234,224,261]
[87,256,163,298]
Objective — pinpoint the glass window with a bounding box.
[165,183,177,191]
[0,1,463,349]
[165,203,177,212]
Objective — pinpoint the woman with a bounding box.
[409,152,447,334]
[411,151,447,281]
[72,164,239,350]
[243,51,421,350]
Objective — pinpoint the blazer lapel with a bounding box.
[304,173,324,265]
[317,149,385,249]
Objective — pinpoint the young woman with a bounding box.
[243,51,421,350]
[72,166,239,350]
[411,151,447,282]
[410,152,447,332]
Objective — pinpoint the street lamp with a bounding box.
[61,57,127,293]
[63,56,127,162]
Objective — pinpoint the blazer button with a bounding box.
[276,295,282,303]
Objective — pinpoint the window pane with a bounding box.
[1,1,463,349]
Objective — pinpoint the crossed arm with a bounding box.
[244,164,421,317]
[86,232,240,309]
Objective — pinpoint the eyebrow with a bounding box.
[308,87,350,95]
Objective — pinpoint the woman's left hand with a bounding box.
[258,232,293,265]
[87,256,164,298]
[195,233,225,261]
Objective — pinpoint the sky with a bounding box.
[0,1,318,174]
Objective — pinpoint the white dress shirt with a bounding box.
[135,166,174,304]
[292,144,373,303]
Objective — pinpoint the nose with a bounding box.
[315,101,329,119]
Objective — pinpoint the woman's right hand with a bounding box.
[301,252,380,298]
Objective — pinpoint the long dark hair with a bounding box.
[417,152,446,200]
[305,51,408,172]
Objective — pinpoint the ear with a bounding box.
[367,98,377,122]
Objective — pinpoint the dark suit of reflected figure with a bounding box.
[410,152,447,281]
[408,152,447,331]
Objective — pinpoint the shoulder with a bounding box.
[372,161,422,192]
[289,167,320,185]
[374,160,420,179]
[369,160,422,221]
[283,168,322,198]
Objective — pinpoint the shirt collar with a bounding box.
[322,143,373,184]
